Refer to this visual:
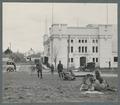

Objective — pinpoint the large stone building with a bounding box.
[43,24,117,68]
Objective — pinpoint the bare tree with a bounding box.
[53,46,59,70]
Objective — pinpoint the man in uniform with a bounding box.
[57,61,63,79]
[51,64,54,75]
[36,61,43,79]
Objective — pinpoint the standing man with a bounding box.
[51,64,54,75]
[57,61,63,79]
[36,61,43,79]
[109,61,111,69]
[13,62,16,72]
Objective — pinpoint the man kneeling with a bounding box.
[62,70,76,81]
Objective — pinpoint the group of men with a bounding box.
[35,60,64,79]
[34,60,116,92]
[79,70,116,92]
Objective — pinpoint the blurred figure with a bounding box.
[13,62,16,72]
[109,61,111,69]
[62,70,76,81]
[57,61,63,79]
[36,62,43,79]
[51,64,54,75]
[80,74,94,91]
[94,70,109,91]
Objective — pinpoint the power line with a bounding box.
[52,3,54,25]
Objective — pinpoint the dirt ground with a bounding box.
[2,70,118,103]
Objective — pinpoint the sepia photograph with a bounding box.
[2,2,118,103]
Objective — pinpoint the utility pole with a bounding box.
[52,3,54,25]
[67,35,70,71]
[98,27,100,69]
[9,42,11,50]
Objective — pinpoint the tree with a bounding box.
[53,46,59,70]
[10,52,26,63]
[4,48,12,55]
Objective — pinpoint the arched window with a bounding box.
[92,46,95,53]
[71,46,73,53]
[79,46,81,53]
[82,46,84,53]
[71,39,73,43]
[85,46,87,53]
[96,46,98,53]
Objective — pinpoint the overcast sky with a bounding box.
[3,3,117,53]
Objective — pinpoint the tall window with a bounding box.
[96,46,98,53]
[82,40,84,43]
[71,46,73,53]
[71,39,73,43]
[85,40,87,43]
[82,46,84,53]
[96,39,98,43]
[93,40,95,43]
[96,58,98,62]
[93,58,95,62]
[92,46,95,53]
[79,40,81,43]
[71,58,73,62]
[114,57,118,62]
[85,46,87,53]
[79,46,81,53]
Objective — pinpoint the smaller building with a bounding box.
[25,53,41,64]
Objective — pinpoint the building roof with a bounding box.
[49,24,115,36]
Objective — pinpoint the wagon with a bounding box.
[6,60,16,72]
[81,62,95,72]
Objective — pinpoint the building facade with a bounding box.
[43,24,117,68]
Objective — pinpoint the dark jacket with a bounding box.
[51,65,54,71]
[36,63,42,72]
[57,63,63,72]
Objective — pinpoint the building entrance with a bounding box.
[80,57,86,67]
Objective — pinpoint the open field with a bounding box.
[2,68,118,103]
